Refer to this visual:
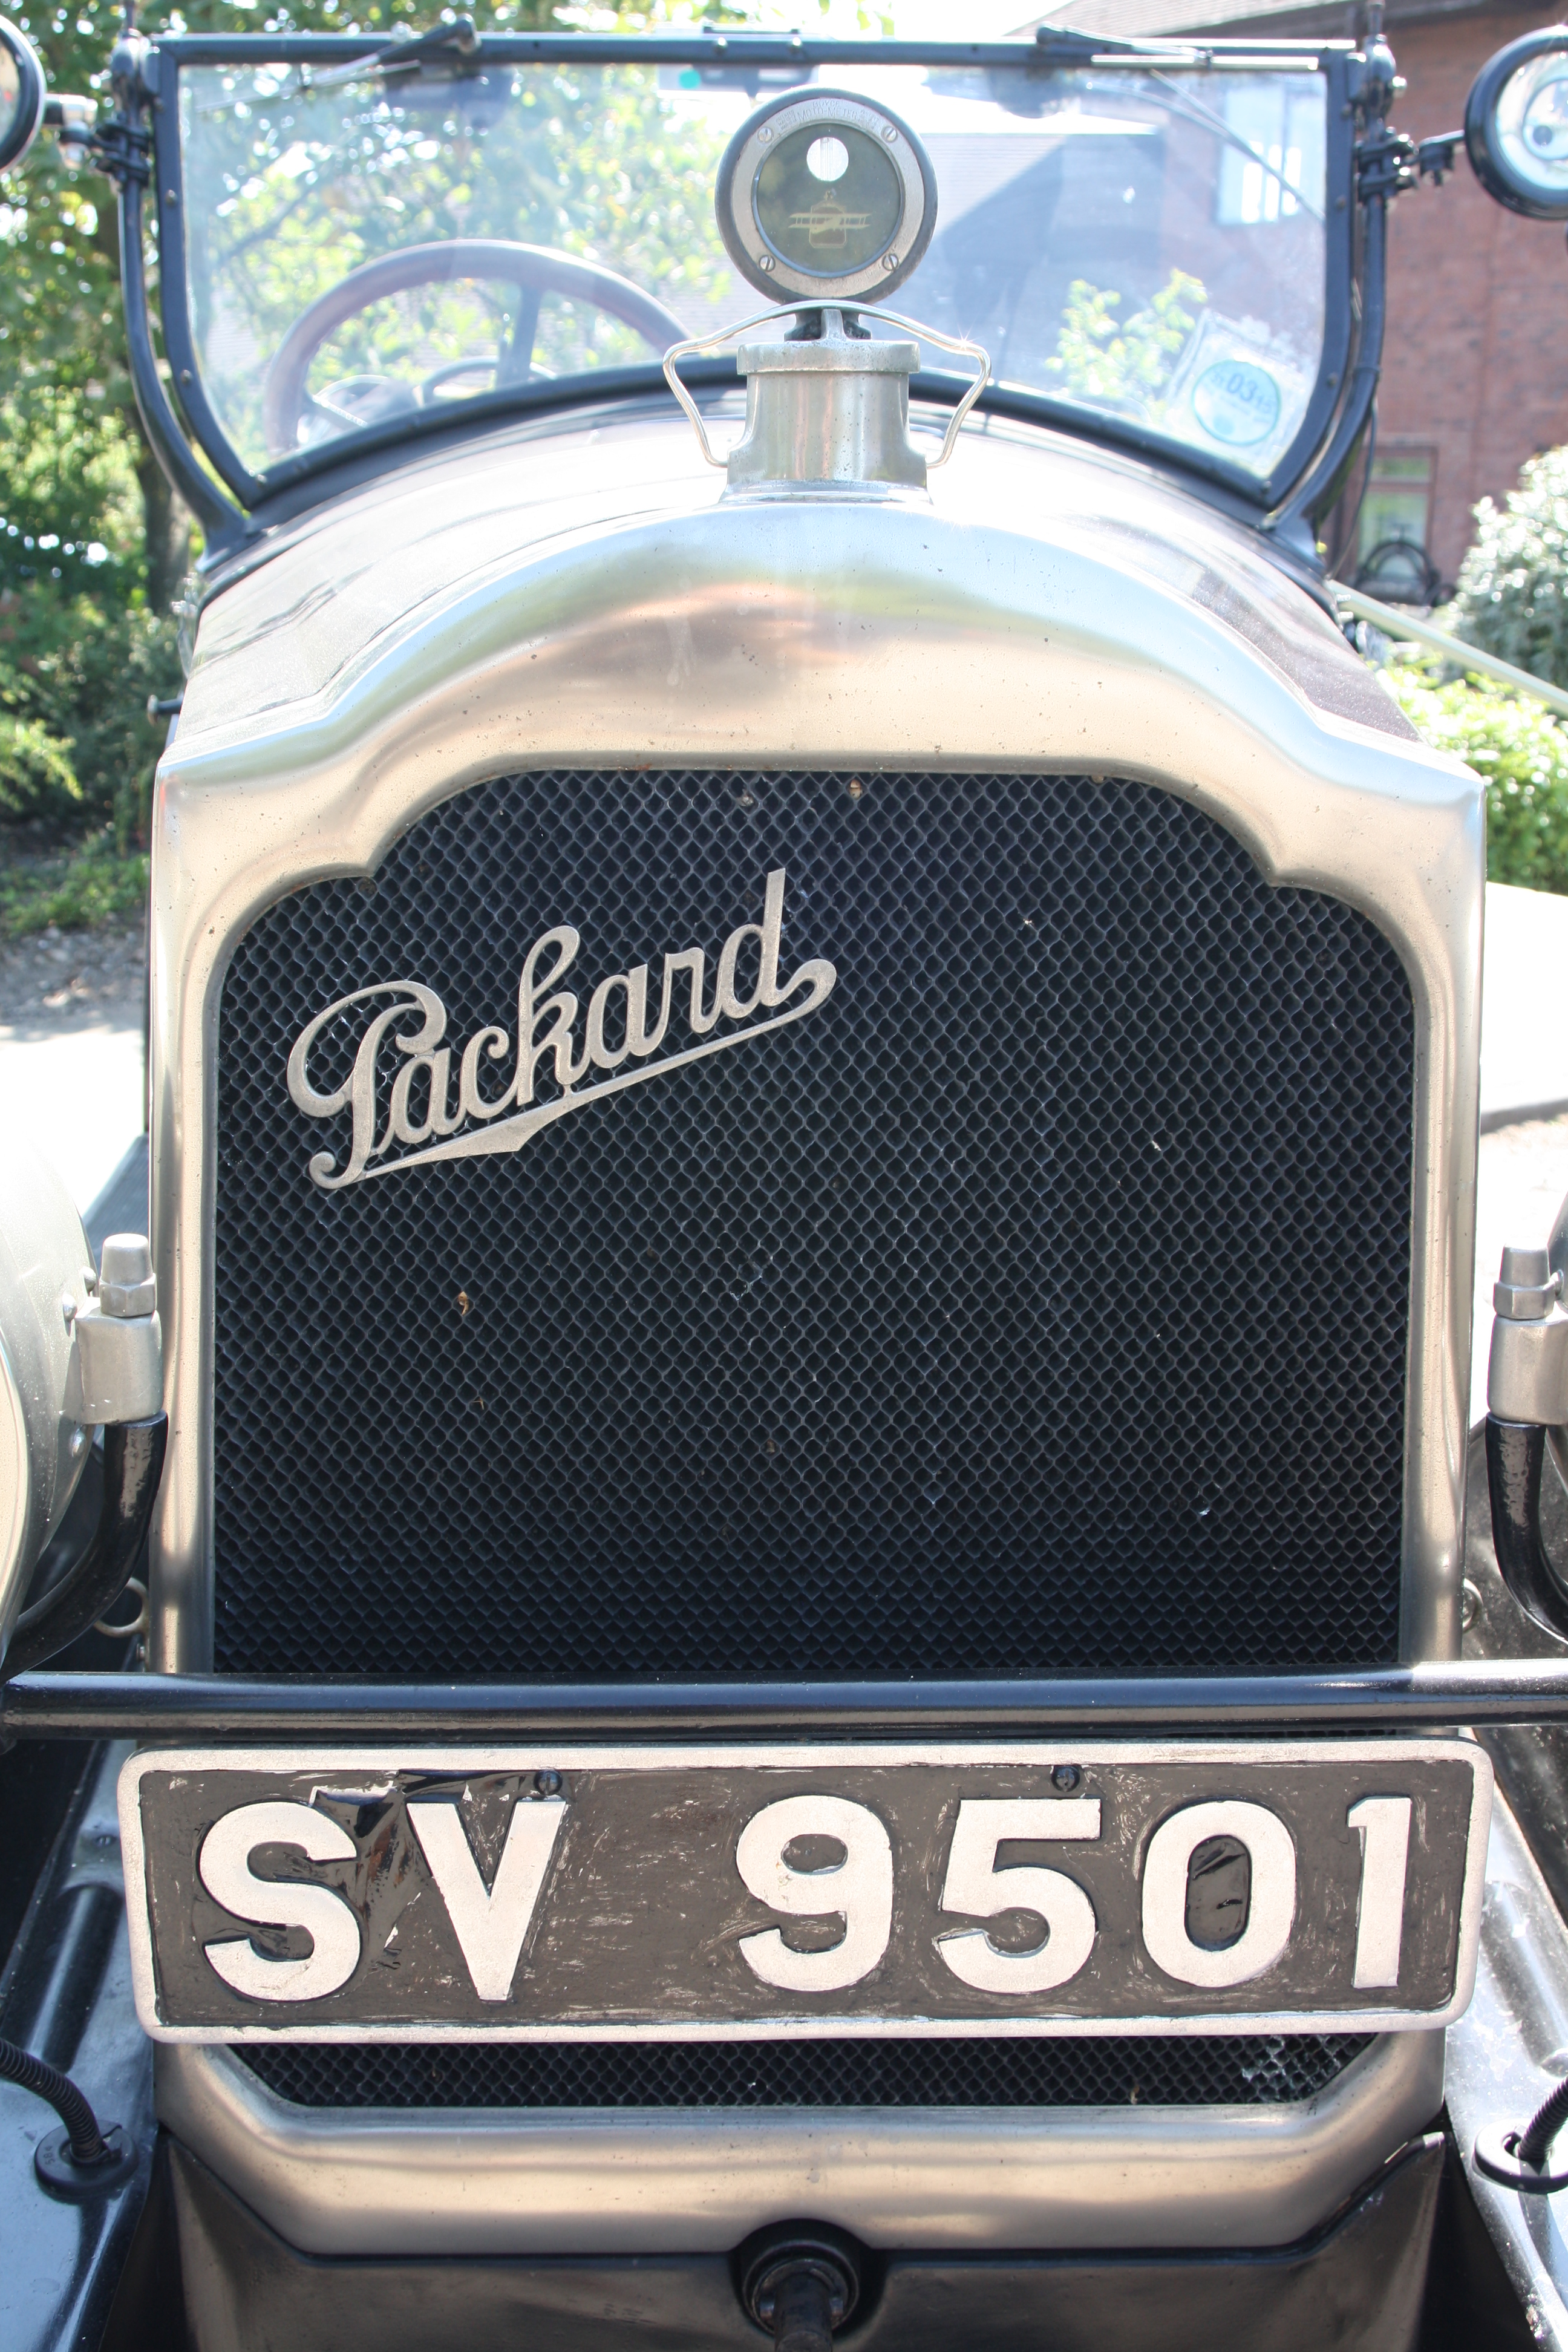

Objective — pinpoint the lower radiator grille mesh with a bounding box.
[238,2033,1374,2111]
[211,768,1415,1676]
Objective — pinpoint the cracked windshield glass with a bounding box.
[179,54,1328,480]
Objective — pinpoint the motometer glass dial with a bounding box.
[715,87,938,305]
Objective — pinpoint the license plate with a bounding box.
[120,1740,1491,2041]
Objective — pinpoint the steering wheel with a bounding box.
[261,239,689,458]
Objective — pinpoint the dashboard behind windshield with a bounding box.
[175,50,1336,494]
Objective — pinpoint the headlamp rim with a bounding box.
[1465,24,1568,221]
[0,16,47,177]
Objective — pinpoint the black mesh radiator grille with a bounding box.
[239,2033,1373,2111]
[212,768,1414,1676]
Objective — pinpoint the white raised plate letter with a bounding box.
[936,1798,1102,1994]
[736,1794,893,1993]
[1347,1794,1413,1989]
[1140,1799,1297,1990]
[408,1797,567,2002]
[198,1800,361,2002]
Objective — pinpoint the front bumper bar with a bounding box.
[10,1659,1568,1740]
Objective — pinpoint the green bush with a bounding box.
[0,713,79,825]
[0,0,715,864]
[1385,659,1568,893]
[0,232,177,838]
[0,577,179,845]
[1448,446,1568,691]
[0,826,149,939]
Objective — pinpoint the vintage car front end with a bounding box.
[143,385,1480,2281]
[7,15,1568,2350]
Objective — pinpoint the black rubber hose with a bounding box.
[5,1414,166,1676]
[0,2036,108,2164]
[1518,2074,1568,2169]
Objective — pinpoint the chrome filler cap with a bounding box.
[664,302,987,495]
[730,306,924,492]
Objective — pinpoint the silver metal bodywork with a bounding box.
[147,396,1483,1677]
[1445,1795,1568,2347]
[155,2028,1445,2257]
[143,395,1483,2246]
[0,1140,93,1645]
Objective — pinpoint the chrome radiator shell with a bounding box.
[145,407,1483,1676]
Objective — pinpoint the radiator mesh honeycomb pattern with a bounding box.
[212,769,1414,1675]
[238,2033,1374,2111]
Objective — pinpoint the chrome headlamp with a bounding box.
[1466,25,1568,220]
[0,15,45,175]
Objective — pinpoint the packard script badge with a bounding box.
[286,870,836,1191]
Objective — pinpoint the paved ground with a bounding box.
[4,886,1568,1425]
[0,917,146,1216]
[1481,884,1568,1128]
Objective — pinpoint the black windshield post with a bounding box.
[106,29,252,560]
[1269,11,1401,556]
[1269,197,1387,556]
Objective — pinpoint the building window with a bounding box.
[1358,448,1434,558]
[1217,83,1327,224]
[1352,447,1440,603]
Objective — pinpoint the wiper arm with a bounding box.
[1034,27,1212,68]
[376,14,480,74]
[299,13,483,94]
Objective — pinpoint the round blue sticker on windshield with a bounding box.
[1191,359,1281,448]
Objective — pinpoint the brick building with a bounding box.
[1026,0,1568,592]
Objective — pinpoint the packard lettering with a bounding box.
[286,869,836,1191]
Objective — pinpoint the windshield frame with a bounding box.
[142,30,1358,530]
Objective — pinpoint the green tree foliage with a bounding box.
[180,33,734,468]
[1046,270,1206,419]
[1385,658,1568,895]
[1447,445,1568,694]
[0,0,680,852]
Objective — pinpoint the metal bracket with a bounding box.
[1355,126,1463,201]
[68,117,151,187]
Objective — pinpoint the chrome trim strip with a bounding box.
[1448,1792,1568,2347]
[155,2028,1445,2256]
[145,421,1484,1672]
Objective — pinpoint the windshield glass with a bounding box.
[177,52,1330,485]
